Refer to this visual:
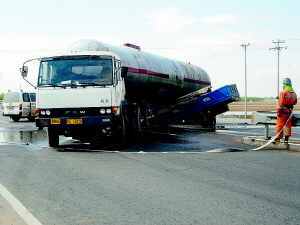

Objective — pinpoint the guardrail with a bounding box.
[251,111,300,139]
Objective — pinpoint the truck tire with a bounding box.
[112,115,127,142]
[132,104,141,132]
[28,116,35,122]
[47,128,59,147]
[11,116,20,122]
[207,116,216,132]
[111,115,127,149]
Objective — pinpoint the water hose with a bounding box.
[251,109,293,151]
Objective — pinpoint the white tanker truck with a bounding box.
[20,40,239,147]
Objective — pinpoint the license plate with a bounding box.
[102,118,111,122]
[41,120,49,125]
[51,118,61,124]
[67,119,83,125]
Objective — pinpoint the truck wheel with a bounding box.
[207,116,216,132]
[119,115,127,143]
[11,116,20,122]
[47,128,59,147]
[28,116,35,122]
[132,104,141,132]
[111,116,127,149]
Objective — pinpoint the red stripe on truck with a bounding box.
[127,67,211,86]
[127,67,169,79]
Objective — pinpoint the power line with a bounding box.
[143,43,239,50]
[286,64,294,74]
[196,48,241,61]
[143,38,300,51]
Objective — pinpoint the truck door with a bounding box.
[29,93,36,116]
[113,60,125,106]
[22,93,31,117]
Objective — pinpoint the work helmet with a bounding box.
[283,77,292,86]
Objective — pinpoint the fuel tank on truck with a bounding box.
[68,40,211,103]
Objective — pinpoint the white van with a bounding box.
[2,92,36,122]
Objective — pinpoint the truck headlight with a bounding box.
[46,110,51,115]
[41,110,46,115]
[100,109,106,114]
[106,109,111,114]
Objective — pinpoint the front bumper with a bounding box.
[3,113,21,117]
[36,116,113,128]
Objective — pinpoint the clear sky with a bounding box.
[0,0,300,97]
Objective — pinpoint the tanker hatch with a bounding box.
[123,43,141,51]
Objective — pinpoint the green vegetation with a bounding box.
[0,93,3,101]
[239,97,265,101]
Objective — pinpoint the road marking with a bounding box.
[0,183,42,225]
[216,130,265,136]
[119,151,207,154]
[0,120,9,124]
[58,148,248,154]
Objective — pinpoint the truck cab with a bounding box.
[34,52,126,147]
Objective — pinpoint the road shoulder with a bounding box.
[0,193,27,225]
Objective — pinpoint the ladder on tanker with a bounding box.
[155,84,240,124]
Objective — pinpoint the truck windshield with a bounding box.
[38,58,113,86]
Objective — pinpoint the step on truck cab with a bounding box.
[2,91,36,122]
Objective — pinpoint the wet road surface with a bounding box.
[0,115,300,225]
[0,114,254,153]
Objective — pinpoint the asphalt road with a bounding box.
[0,115,300,225]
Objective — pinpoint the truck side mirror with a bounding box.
[121,67,128,78]
[20,66,28,78]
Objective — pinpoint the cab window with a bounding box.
[23,93,30,102]
[30,93,36,102]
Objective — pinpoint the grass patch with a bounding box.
[239,97,265,101]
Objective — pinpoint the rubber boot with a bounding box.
[284,136,289,143]
[272,138,280,143]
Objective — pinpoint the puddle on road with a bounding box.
[0,129,49,150]
[205,148,246,153]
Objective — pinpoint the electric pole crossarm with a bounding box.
[269,39,287,100]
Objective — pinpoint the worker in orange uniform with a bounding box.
[273,78,297,143]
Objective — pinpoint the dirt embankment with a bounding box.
[229,100,300,112]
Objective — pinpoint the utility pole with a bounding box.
[241,43,250,119]
[269,39,287,100]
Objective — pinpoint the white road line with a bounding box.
[216,130,264,136]
[84,149,238,154]
[0,120,9,124]
[0,183,42,225]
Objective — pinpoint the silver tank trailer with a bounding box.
[68,40,211,102]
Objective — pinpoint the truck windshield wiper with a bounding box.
[40,83,65,87]
[77,82,104,86]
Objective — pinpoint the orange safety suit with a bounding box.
[275,90,297,139]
